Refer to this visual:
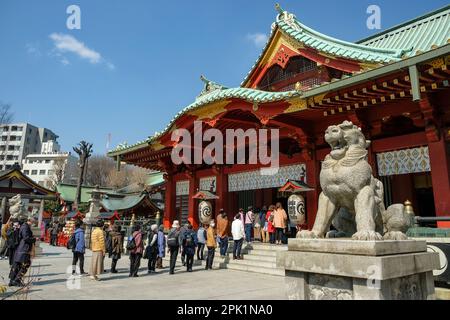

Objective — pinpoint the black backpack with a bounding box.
[67,234,76,250]
[126,236,137,251]
[185,232,195,247]
[167,230,179,247]
[7,229,19,249]
[106,235,113,253]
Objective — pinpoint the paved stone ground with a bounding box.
[0,243,287,300]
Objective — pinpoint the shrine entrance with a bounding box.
[377,146,436,219]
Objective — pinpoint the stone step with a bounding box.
[216,261,286,277]
[215,257,278,269]
[244,243,289,252]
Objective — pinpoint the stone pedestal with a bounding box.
[31,226,43,256]
[277,239,439,300]
[82,187,103,249]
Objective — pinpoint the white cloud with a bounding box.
[49,33,114,70]
[247,33,268,48]
[49,33,101,63]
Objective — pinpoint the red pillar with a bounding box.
[306,159,321,230]
[188,173,199,229]
[428,137,450,217]
[163,174,176,229]
[215,166,228,218]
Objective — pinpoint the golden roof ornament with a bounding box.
[275,3,301,32]
[404,200,415,215]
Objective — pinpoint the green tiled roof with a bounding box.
[357,5,450,56]
[241,4,411,87]
[146,172,165,187]
[101,194,147,212]
[109,77,301,154]
[276,7,407,63]
[57,184,114,203]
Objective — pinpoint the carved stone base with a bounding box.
[277,239,439,300]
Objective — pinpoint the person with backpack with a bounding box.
[182,224,197,272]
[196,224,206,261]
[179,222,190,267]
[145,224,158,274]
[128,224,144,277]
[167,220,181,275]
[109,224,123,274]
[156,225,166,269]
[90,220,106,281]
[71,220,86,275]
[9,217,36,287]
[205,220,217,270]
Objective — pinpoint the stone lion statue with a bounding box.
[8,195,27,220]
[298,121,413,241]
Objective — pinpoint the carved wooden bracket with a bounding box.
[419,97,440,142]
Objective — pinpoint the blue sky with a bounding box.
[0,0,448,155]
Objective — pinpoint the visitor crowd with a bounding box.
[0,202,302,285]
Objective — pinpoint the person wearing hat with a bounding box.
[205,220,217,270]
[9,217,36,287]
[167,220,181,275]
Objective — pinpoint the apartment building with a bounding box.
[0,123,58,171]
[22,140,78,189]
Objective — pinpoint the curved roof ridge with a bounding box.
[275,7,410,58]
[356,4,450,44]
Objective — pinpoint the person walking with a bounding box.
[9,217,36,287]
[72,220,86,275]
[146,224,159,274]
[167,220,181,275]
[216,209,229,257]
[182,224,197,272]
[267,205,276,244]
[109,225,123,274]
[273,202,288,245]
[129,224,144,277]
[156,225,166,269]
[205,221,217,270]
[90,220,106,281]
[196,224,206,261]
[179,222,190,266]
[244,206,254,243]
[231,214,245,260]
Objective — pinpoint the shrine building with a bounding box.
[108,4,450,230]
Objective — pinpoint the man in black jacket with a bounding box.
[9,217,36,287]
